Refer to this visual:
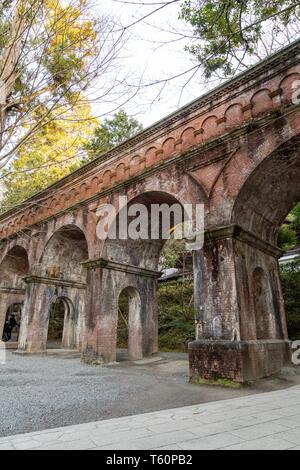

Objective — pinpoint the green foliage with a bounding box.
[1,101,96,210]
[160,239,186,269]
[179,0,300,78]
[289,203,300,235]
[0,1,12,49]
[117,281,195,352]
[85,110,143,160]
[277,224,298,251]
[278,202,300,250]
[280,258,300,340]
[158,281,195,351]
[0,0,102,195]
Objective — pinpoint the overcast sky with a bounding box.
[91,0,216,128]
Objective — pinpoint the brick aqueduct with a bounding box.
[1,41,300,382]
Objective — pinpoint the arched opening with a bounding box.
[40,225,88,282]
[101,190,197,362]
[0,246,29,288]
[278,202,300,341]
[232,136,300,343]
[47,297,77,350]
[252,267,273,340]
[39,225,88,352]
[117,287,142,361]
[0,246,28,347]
[2,303,22,343]
[232,138,300,245]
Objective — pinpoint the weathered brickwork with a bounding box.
[0,42,299,381]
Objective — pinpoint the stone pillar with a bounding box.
[81,263,117,364]
[189,225,291,383]
[81,258,160,364]
[18,279,49,353]
[139,277,159,358]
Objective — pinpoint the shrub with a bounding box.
[280,259,300,340]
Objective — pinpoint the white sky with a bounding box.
[91,0,215,127]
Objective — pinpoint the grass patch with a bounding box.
[190,376,242,389]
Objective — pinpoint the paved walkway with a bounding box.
[1,385,300,450]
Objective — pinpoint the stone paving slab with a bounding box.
[2,385,300,450]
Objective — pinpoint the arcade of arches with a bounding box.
[0,42,300,382]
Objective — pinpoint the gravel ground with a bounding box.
[0,350,300,437]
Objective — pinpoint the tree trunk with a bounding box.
[0,1,33,147]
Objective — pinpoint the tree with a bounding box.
[0,0,125,169]
[179,0,300,78]
[278,203,300,251]
[290,202,300,236]
[280,259,300,340]
[0,109,143,209]
[85,110,143,160]
[1,99,96,210]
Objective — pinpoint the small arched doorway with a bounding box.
[117,287,142,361]
[2,303,23,343]
[252,267,273,340]
[47,297,77,350]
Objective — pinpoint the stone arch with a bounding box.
[83,178,204,364]
[181,127,196,150]
[0,246,29,289]
[91,176,99,192]
[69,187,78,202]
[201,116,218,140]
[117,286,143,361]
[279,72,300,104]
[225,103,244,129]
[49,198,57,210]
[79,182,88,197]
[206,110,300,229]
[16,226,88,354]
[113,168,209,253]
[129,155,141,176]
[0,246,28,346]
[145,146,158,167]
[39,224,89,282]
[231,133,300,244]
[116,162,126,180]
[101,183,204,270]
[251,88,272,117]
[125,166,207,211]
[162,137,176,158]
[103,169,112,187]
[57,193,66,209]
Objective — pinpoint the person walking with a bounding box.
[2,314,17,342]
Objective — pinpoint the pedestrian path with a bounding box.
[1,385,300,450]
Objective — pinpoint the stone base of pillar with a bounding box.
[14,349,46,355]
[81,349,105,365]
[189,339,291,383]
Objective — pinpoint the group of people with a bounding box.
[2,313,18,342]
